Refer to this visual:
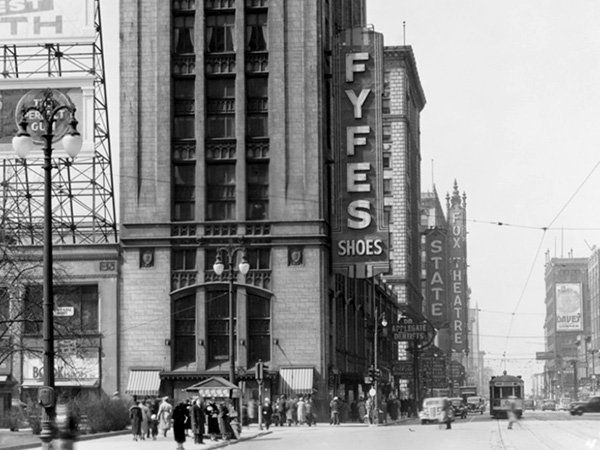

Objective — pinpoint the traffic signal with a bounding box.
[374,368,381,381]
[368,365,375,379]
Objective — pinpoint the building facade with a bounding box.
[543,256,590,401]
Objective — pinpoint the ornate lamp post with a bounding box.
[12,88,83,449]
[212,245,250,385]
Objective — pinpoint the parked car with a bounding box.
[570,396,600,415]
[541,400,556,411]
[466,396,486,414]
[419,397,446,424]
[523,399,536,410]
[449,397,468,419]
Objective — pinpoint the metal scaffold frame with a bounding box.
[0,0,117,245]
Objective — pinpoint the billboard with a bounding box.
[556,283,582,331]
[0,0,95,45]
[0,76,95,158]
[425,228,447,327]
[331,28,389,278]
[22,346,99,386]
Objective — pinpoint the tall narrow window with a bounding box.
[246,77,268,137]
[173,164,196,221]
[172,249,196,271]
[246,13,267,52]
[206,14,235,53]
[206,163,235,220]
[244,248,270,270]
[206,78,235,138]
[173,295,196,368]
[247,162,268,219]
[207,289,235,365]
[174,15,195,54]
[248,293,270,366]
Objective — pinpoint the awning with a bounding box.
[185,376,241,398]
[125,370,161,396]
[0,375,8,383]
[279,367,314,395]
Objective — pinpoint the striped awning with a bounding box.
[125,370,161,396]
[279,367,314,395]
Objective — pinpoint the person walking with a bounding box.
[190,398,205,444]
[157,396,173,438]
[507,396,519,429]
[217,402,231,440]
[357,397,368,424]
[276,395,287,427]
[305,395,316,426]
[206,399,220,440]
[172,401,189,450]
[441,398,453,430]
[329,396,340,425]
[262,398,273,430]
[139,400,150,440]
[129,403,143,441]
[297,396,306,425]
[286,396,296,426]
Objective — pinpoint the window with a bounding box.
[173,164,195,221]
[0,288,8,333]
[384,206,392,226]
[206,163,235,220]
[207,289,235,365]
[382,124,392,142]
[383,152,391,169]
[207,79,235,99]
[246,77,268,137]
[23,285,99,335]
[247,162,268,219]
[173,15,195,54]
[248,293,270,366]
[173,295,196,368]
[173,116,195,139]
[247,115,268,137]
[172,249,196,271]
[246,13,267,51]
[206,14,235,52]
[206,115,235,138]
[383,178,392,195]
[244,248,270,270]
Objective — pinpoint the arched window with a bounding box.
[173,295,196,368]
[247,293,270,366]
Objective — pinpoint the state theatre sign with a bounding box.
[332,28,389,279]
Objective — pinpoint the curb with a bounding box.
[209,430,273,449]
[0,429,131,450]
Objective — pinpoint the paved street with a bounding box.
[15,411,600,450]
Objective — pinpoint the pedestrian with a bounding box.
[441,398,453,430]
[305,395,316,426]
[507,396,519,429]
[286,396,296,426]
[276,395,287,427]
[129,402,142,441]
[139,400,150,440]
[247,398,257,426]
[172,401,188,450]
[190,398,205,444]
[184,399,192,437]
[147,399,158,440]
[157,396,173,437]
[262,398,273,430]
[357,397,368,424]
[206,399,220,440]
[217,402,231,440]
[297,396,306,425]
[380,397,388,424]
[365,396,373,424]
[329,396,340,425]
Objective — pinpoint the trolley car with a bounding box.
[489,371,524,419]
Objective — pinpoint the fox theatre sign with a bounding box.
[331,28,389,279]
[448,188,468,352]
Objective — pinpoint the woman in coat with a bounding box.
[190,398,205,444]
[172,401,188,449]
[129,403,143,441]
[296,396,306,425]
[157,396,173,437]
[139,401,150,440]
[205,399,220,440]
[262,398,273,430]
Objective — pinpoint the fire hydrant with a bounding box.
[55,404,78,450]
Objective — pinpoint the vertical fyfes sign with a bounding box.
[425,228,447,327]
[448,190,467,352]
[332,28,389,279]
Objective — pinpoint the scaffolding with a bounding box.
[0,0,117,245]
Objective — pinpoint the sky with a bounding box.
[368,0,600,383]
[99,1,600,385]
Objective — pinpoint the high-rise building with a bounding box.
[119,0,412,411]
[543,256,590,400]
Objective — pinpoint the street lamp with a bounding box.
[12,88,82,449]
[212,245,250,385]
[372,305,387,424]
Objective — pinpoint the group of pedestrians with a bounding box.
[259,394,316,428]
[129,396,239,449]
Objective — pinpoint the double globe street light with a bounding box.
[12,88,83,450]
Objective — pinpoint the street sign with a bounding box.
[392,317,429,341]
[54,306,74,317]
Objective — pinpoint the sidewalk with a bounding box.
[0,426,272,450]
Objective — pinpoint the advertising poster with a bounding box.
[556,283,582,331]
[22,347,99,386]
[0,77,95,158]
[0,0,95,45]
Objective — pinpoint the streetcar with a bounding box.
[489,371,524,419]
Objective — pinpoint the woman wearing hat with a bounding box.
[157,396,173,437]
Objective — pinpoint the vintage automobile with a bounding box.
[541,400,556,411]
[449,397,468,419]
[569,396,600,415]
[466,396,486,414]
[419,397,450,424]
